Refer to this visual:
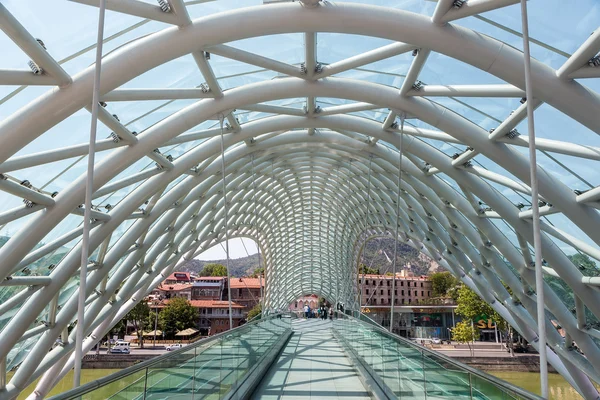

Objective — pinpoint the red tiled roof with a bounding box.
[229,277,263,288]
[189,300,245,309]
[166,272,192,282]
[157,283,192,291]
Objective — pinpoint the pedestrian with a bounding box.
[329,307,333,320]
[304,304,309,319]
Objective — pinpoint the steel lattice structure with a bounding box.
[0,0,600,398]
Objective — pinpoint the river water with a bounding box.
[11,369,584,399]
[490,372,583,400]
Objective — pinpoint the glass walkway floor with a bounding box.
[49,313,541,400]
[253,319,371,399]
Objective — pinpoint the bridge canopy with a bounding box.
[0,0,600,398]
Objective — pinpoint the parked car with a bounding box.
[166,343,183,351]
[107,346,130,354]
[431,337,441,345]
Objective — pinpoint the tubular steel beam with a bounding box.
[441,0,521,23]
[101,88,214,101]
[557,29,600,79]
[70,0,180,25]
[0,3,72,87]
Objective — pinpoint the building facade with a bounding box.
[358,271,456,339]
[359,271,433,306]
[229,277,263,312]
[192,300,245,335]
[191,277,225,300]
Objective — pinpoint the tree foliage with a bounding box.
[451,321,479,356]
[455,285,506,331]
[430,271,460,298]
[247,303,262,320]
[199,263,228,277]
[358,264,379,274]
[125,301,150,348]
[160,297,198,337]
[251,267,264,278]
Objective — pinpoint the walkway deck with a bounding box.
[252,319,372,400]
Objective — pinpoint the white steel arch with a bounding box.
[0,1,599,399]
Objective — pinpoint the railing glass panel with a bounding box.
[333,312,541,400]
[49,314,291,400]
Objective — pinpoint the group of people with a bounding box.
[303,304,333,320]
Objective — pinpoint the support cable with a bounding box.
[358,156,373,312]
[218,115,234,330]
[251,154,265,318]
[520,1,548,397]
[73,0,105,389]
[390,114,405,333]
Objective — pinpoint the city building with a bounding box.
[289,294,319,314]
[229,277,263,311]
[150,282,192,300]
[359,271,433,306]
[192,277,225,300]
[358,272,457,340]
[192,300,246,335]
[164,272,193,284]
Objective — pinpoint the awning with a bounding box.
[143,330,163,336]
[176,328,199,336]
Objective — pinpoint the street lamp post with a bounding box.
[153,302,158,348]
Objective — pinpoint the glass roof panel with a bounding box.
[1,1,600,394]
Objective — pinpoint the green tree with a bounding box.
[126,301,150,348]
[251,267,265,278]
[247,303,262,320]
[451,321,479,356]
[200,263,228,277]
[358,264,379,274]
[430,271,460,298]
[160,298,198,337]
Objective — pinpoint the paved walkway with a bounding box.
[252,319,372,399]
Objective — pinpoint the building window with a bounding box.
[401,290,404,296]
[380,290,383,295]
[394,290,397,295]
[387,281,390,286]
[388,290,390,295]
[374,299,377,305]
[402,299,405,305]
[414,291,418,296]
[421,291,424,296]
[428,291,430,296]
[366,289,369,295]
[408,299,411,304]
[421,282,423,287]
[400,281,404,287]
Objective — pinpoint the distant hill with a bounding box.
[178,255,263,278]
[177,237,440,277]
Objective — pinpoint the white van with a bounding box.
[108,342,130,354]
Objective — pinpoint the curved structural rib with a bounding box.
[0,2,599,399]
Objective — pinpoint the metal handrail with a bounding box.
[337,311,543,400]
[48,313,287,400]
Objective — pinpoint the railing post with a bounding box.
[422,350,427,400]
[469,372,473,400]
[191,345,197,400]
[142,367,148,400]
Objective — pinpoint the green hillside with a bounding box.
[178,237,440,277]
